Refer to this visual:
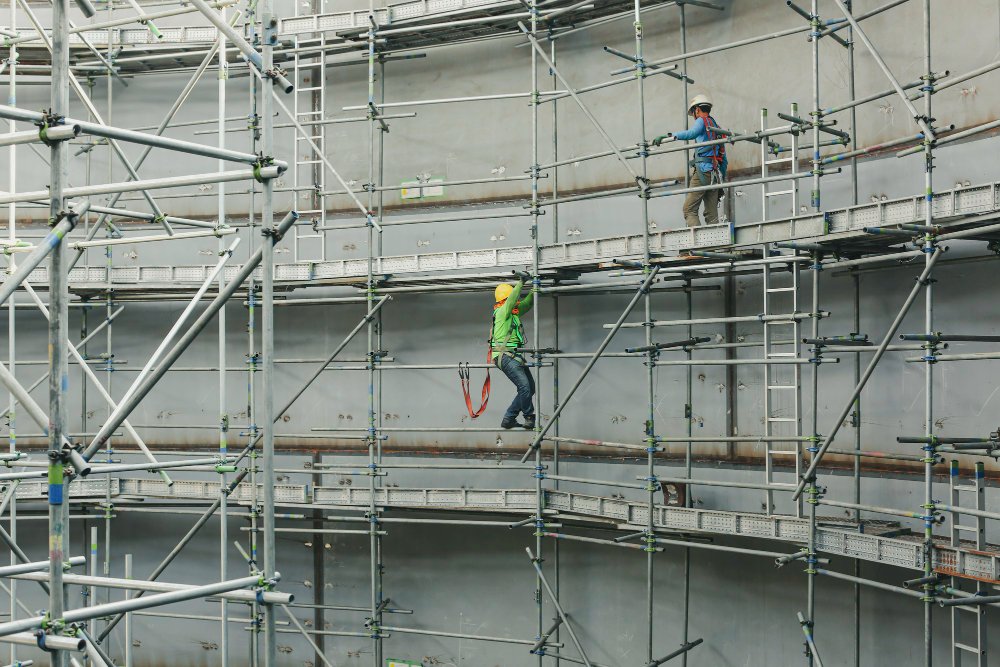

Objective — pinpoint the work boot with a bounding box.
[522,417,536,430]
[501,416,522,429]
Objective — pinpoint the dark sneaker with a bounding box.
[501,417,522,429]
[522,418,536,430]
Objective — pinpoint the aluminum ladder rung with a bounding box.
[767,417,797,423]
[766,352,798,358]
[954,604,986,614]
[765,189,796,197]
[765,157,794,165]
[296,110,323,116]
[296,135,324,141]
[297,209,323,215]
[767,449,798,455]
[954,485,979,492]
[766,287,797,293]
[767,385,797,390]
[954,643,981,653]
[296,234,323,240]
[954,524,980,532]
[297,86,322,92]
[297,159,323,165]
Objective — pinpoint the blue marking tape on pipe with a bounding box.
[48,483,63,505]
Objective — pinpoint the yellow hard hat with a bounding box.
[495,283,514,302]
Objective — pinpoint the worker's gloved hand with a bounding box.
[651,133,671,147]
[514,270,532,282]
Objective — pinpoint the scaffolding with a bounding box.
[0,0,998,665]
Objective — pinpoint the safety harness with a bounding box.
[460,301,521,418]
[692,115,726,175]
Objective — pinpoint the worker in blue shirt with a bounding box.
[652,94,729,228]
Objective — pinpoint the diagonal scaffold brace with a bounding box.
[526,547,594,667]
[792,246,942,500]
[648,637,704,666]
[797,611,825,667]
[521,267,660,463]
[80,209,299,461]
[517,21,641,185]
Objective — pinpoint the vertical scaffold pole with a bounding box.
[809,0,821,212]
[216,5,230,664]
[528,4,544,665]
[804,250,821,667]
[846,4,861,659]
[260,3,278,665]
[245,8,260,659]
[681,275,693,667]
[548,36,561,667]
[632,1,656,663]
[48,0,70,664]
[365,6,384,665]
[851,266,862,667]
[846,0,859,205]
[803,1,823,663]
[920,1,936,663]
[5,0,16,658]
[101,0,115,632]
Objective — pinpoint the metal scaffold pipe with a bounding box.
[521,267,659,463]
[0,574,273,637]
[793,246,942,500]
[81,210,299,461]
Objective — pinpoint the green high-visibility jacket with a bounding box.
[491,280,534,361]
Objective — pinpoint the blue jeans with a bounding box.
[497,355,535,422]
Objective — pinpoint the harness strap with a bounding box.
[705,115,725,173]
[461,301,525,419]
[459,355,492,419]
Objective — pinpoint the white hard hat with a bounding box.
[688,94,713,114]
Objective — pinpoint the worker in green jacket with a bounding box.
[492,274,535,429]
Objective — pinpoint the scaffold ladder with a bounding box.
[949,460,987,666]
[762,255,802,516]
[291,25,327,263]
[760,104,800,222]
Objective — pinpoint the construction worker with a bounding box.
[652,94,728,228]
[492,274,535,429]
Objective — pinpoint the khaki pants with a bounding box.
[682,168,722,228]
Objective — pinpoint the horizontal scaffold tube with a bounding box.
[10,571,292,605]
[815,568,924,599]
[0,632,85,651]
[0,167,282,205]
[0,104,270,165]
[0,574,272,637]
[0,125,79,147]
[7,0,237,44]
[613,311,830,329]
[0,556,85,577]
[647,474,797,492]
[653,358,839,366]
[648,171,818,200]
[380,625,556,647]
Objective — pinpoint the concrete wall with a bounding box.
[1,1,1000,665]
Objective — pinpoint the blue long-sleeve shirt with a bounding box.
[673,116,728,176]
